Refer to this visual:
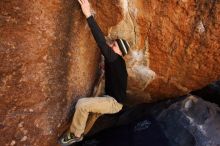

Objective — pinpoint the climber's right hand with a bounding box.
[78,0,92,18]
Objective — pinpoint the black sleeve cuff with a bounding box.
[86,15,94,22]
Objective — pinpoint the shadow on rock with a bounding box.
[68,95,220,146]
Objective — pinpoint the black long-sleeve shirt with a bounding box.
[87,16,128,103]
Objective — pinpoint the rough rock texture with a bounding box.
[0,0,220,146]
[157,95,220,146]
[0,0,101,146]
[114,0,220,101]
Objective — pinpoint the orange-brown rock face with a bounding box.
[0,0,219,145]
[111,0,220,102]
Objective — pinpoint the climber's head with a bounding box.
[107,39,130,56]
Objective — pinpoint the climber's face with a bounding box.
[108,41,122,56]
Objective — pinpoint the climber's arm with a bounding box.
[86,16,118,62]
[78,0,118,62]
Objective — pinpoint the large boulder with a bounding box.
[156,95,220,146]
[109,0,220,101]
[80,95,220,146]
[0,0,101,145]
[0,0,220,145]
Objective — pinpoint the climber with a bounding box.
[59,0,130,145]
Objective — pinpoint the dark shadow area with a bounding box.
[60,81,220,146]
[78,115,169,146]
[191,80,220,106]
[67,96,186,146]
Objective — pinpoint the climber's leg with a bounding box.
[70,96,123,137]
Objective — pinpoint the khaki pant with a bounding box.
[70,95,123,137]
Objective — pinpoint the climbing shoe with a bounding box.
[59,132,83,146]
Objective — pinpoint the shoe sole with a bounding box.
[58,137,83,146]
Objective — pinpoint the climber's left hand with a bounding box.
[78,0,92,18]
